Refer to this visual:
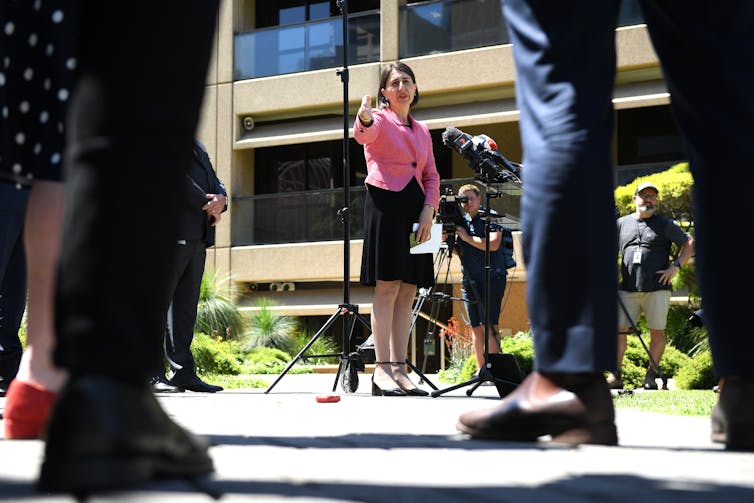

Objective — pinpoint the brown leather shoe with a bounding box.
[711,376,754,451]
[456,371,618,446]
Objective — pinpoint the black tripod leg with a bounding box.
[265,308,342,394]
[466,379,483,396]
[430,377,482,397]
[406,360,438,390]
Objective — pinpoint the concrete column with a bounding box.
[381,0,403,62]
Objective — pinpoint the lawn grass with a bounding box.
[206,372,719,417]
[202,373,269,389]
[612,389,717,416]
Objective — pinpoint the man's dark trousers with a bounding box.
[165,240,206,376]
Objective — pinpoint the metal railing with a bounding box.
[231,178,520,246]
[400,0,644,59]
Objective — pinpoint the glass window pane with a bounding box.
[308,21,338,70]
[280,5,306,25]
[279,26,306,74]
[309,2,331,20]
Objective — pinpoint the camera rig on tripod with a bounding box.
[430,127,524,397]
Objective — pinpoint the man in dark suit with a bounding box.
[0,184,29,396]
[152,139,227,393]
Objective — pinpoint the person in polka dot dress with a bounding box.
[0,0,79,439]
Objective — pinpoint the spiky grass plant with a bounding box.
[196,269,246,340]
[246,297,298,353]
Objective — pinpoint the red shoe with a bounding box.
[3,380,58,439]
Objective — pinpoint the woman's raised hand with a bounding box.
[358,95,374,124]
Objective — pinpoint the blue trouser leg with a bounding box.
[503,0,621,373]
[640,1,754,376]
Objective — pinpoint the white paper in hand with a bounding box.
[409,223,443,254]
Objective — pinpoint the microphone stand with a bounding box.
[266,0,370,394]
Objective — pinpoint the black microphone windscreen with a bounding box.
[442,127,461,147]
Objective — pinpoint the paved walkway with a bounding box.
[2,373,754,502]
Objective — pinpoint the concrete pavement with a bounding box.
[1,372,754,502]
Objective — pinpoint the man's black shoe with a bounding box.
[150,376,184,393]
[168,373,223,393]
[38,375,214,493]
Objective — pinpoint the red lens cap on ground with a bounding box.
[316,394,341,403]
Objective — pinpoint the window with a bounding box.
[255,0,379,28]
[615,105,686,186]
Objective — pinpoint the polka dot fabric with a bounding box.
[0,0,78,187]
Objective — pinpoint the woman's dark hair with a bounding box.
[378,61,420,108]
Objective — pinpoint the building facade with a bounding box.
[198,0,685,371]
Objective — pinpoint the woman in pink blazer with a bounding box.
[354,62,440,397]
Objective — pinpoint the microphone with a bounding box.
[472,134,498,152]
[441,127,474,156]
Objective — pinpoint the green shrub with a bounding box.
[658,345,691,378]
[619,359,646,390]
[675,350,716,390]
[289,330,340,365]
[191,332,243,375]
[621,332,690,379]
[239,346,313,374]
[245,346,291,365]
[460,355,477,381]
[622,333,658,373]
[500,332,534,376]
[438,354,476,383]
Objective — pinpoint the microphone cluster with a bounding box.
[441,127,522,185]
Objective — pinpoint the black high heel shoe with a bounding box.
[389,361,429,396]
[371,378,407,396]
[372,362,407,397]
[400,386,429,396]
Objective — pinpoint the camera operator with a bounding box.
[450,184,515,374]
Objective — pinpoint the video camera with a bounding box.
[441,127,522,186]
[438,187,467,229]
[437,188,468,253]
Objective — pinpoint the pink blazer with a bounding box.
[353,107,440,211]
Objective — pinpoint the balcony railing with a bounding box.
[234,11,380,80]
[400,0,645,59]
[231,179,520,246]
[400,0,510,58]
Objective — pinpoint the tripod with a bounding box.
[431,182,523,398]
[617,294,669,390]
[266,0,368,394]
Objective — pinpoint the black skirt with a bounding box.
[360,177,435,288]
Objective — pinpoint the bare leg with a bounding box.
[389,282,417,389]
[371,280,401,389]
[471,325,486,369]
[16,181,67,391]
[615,331,628,377]
[471,324,501,370]
[647,328,666,372]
